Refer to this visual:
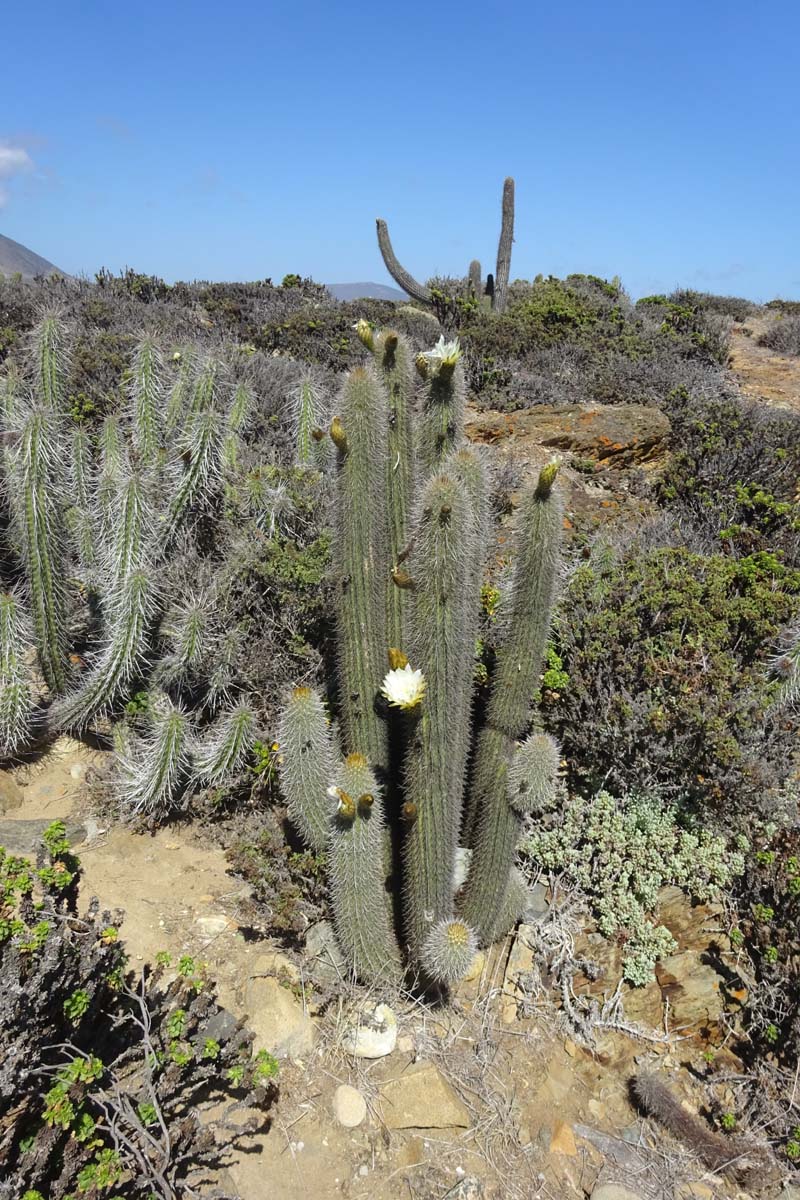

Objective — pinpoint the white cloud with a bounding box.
[0,142,35,207]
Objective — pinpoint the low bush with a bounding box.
[757,315,800,356]
[0,823,274,1198]
[655,387,800,565]
[543,541,800,820]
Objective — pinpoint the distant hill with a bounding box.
[0,233,64,278]
[326,282,406,302]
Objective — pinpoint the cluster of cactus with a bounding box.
[278,319,563,986]
[376,177,516,314]
[0,315,263,813]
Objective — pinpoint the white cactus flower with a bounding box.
[422,335,461,369]
[381,664,426,710]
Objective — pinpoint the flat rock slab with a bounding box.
[466,403,671,467]
[378,1062,471,1130]
[0,819,86,856]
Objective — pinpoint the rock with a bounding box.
[448,1180,485,1199]
[674,1184,715,1199]
[591,1186,646,1200]
[466,403,671,468]
[0,818,86,855]
[524,880,549,918]
[378,1063,471,1129]
[550,1120,578,1155]
[305,920,347,983]
[194,914,233,937]
[0,775,24,814]
[332,1083,367,1128]
[245,975,315,1060]
[341,1002,398,1059]
[248,949,301,984]
[655,953,725,1029]
[202,1007,240,1044]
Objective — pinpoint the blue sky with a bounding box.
[2,0,798,299]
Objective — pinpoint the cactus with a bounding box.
[375,178,515,313]
[129,335,164,465]
[0,590,35,757]
[32,312,68,409]
[165,396,223,540]
[328,753,403,983]
[277,686,336,852]
[9,406,69,694]
[493,178,515,315]
[459,464,563,944]
[291,375,328,468]
[415,338,466,474]
[420,918,478,985]
[193,701,258,784]
[52,568,156,730]
[358,324,416,647]
[402,473,476,952]
[277,334,564,985]
[117,694,192,817]
[330,366,391,771]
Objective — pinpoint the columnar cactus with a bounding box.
[0,589,34,757]
[376,177,516,313]
[330,365,391,772]
[459,465,563,943]
[278,328,564,987]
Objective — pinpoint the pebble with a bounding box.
[332,1084,367,1128]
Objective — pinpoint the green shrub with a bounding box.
[0,827,273,1196]
[544,542,800,818]
[757,315,800,356]
[656,387,800,565]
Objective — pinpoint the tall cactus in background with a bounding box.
[278,324,564,986]
[376,177,516,313]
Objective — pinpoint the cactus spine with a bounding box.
[328,753,403,983]
[460,464,563,944]
[117,694,192,817]
[416,339,466,475]
[193,701,257,784]
[331,366,391,771]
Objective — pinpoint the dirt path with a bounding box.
[729,314,800,411]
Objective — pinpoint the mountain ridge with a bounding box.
[0,233,63,278]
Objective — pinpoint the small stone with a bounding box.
[591,1185,646,1200]
[448,1180,485,1199]
[69,762,87,781]
[194,914,232,936]
[396,1034,415,1054]
[549,1120,577,1156]
[333,1084,367,1128]
[564,1038,577,1057]
[378,1062,470,1129]
[587,1098,606,1122]
[341,1002,398,1059]
[358,1165,369,1177]
[0,775,24,814]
